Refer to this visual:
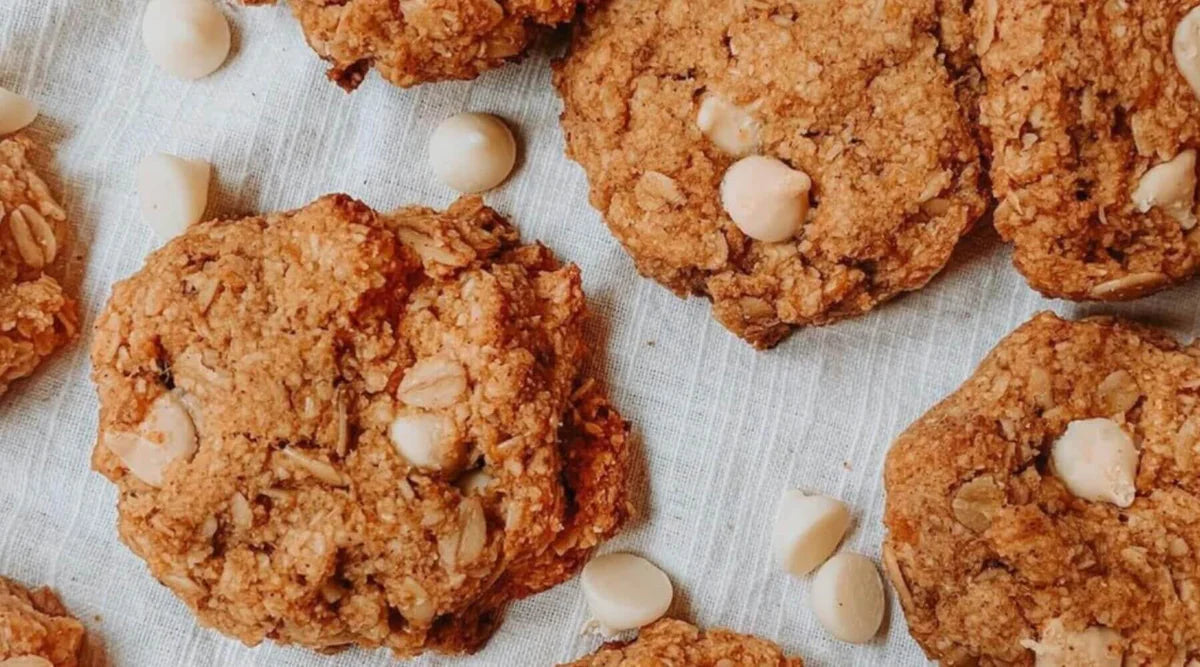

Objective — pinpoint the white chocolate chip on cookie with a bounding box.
[810,552,885,644]
[1051,418,1139,507]
[103,391,199,487]
[581,553,673,633]
[697,95,761,157]
[1021,618,1123,667]
[1175,7,1200,101]
[136,153,212,241]
[720,156,812,243]
[428,113,517,194]
[142,0,232,80]
[770,490,850,576]
[0,87,37,136]
[388,412,462,472]
[1131,150,1197,229]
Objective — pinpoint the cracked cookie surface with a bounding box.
[884,312,1200,665]
[90,194,630,657]
[0,576,86,667]
[559,619,803,666]
[555,0,986,348]
[979,0,1200,300]
[0,136,77,396]
[248,0,585,89]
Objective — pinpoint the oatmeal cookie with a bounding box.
[979,0,1200,300]
[0,136,77,396]
[90,194,631,656]
[559,619,803,666]
[247,0,586,89]
[0,577,86,667]
[554,0,986,348]
[884,312,1200,665]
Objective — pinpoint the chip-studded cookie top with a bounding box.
[249,0,586,89]
[980,0,1200,300]
[0,136,77,396]
[559,619,804,667]
[555,0,986,348]
[90,195,630,657]
[0,577,87,667]
[885,312,1200,665]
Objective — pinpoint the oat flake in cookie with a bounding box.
[559,619,804,666]
[246,0,588,89]
[884,312,1200,665]
[0,136,77,396]
[555,0,986,348]
[89,195,631,656]
[0,576,87,667]
[979,0,1200,300]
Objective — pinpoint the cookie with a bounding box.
[560,619,803,666]
[554,0,987,348]
[884,312,1200,665]
[979,0,1200,300]
[90,195,631,656]
[0,136,77,396]
[0,576,87,667]
[247,0,585,89]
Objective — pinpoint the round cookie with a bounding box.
[90,195,631,656]
[555,0,986,348]
[560,619,803,666]
[0,576,87,667]
[248,0,586,89]
[884,312,1200,665]
[0,136,77,396]
[979,0,1200,300]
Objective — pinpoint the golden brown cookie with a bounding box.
[0,576,86,667]
[559,619,803,667]
[555,0,986,348]
[90,194,631,657]
[979,0,1200,300]
[247,0,585,89]
[0,136,77,396]
[884,312,1200,665]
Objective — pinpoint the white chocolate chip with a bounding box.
[770,490,850,576]
[580,553,673,633]
[1051,418,1139,508]
[103,391,199,487]
[809,552,885,644]
[428,113,517,194]
[697,95,761,157]
[1131,150,1197,229]
[388,412,461,471]
[720,156,812,243]
[0,87,37,136]
[136,153,212,242]
[142,0,232,80]
[1175,8,1200,101]
[1021,618,1123,667]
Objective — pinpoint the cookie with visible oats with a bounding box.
[0,136,77,396]
[559,619,803,667]
[89,194,631,657]
[0,576,87,667]
[246,0,587,89]
[978,0,1200,300]
[554,0,986,348]
[884,312,1200,665]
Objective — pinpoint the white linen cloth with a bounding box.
[2,2,1195,665]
